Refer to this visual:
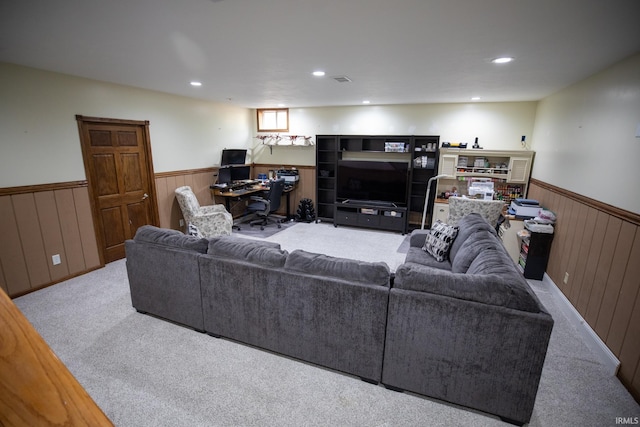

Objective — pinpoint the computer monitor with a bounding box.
[230,165,251,181]
[220,149,247,166]
[217,167,232,184]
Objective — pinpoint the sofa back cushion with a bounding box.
[284,250,390,287]
[207,236,287,268]
[394,263,541,313]
[450,229,504,274]
[466,248,521,275]
[448,213,497,262]
[133,225,209,253]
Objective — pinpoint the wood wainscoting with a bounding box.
[154,168,218,230]
[252,164,316,219]
[0,182,101,297]
[528,179,640,401]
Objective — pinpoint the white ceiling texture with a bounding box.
[1,0,639,108]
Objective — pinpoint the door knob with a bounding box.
[142,193,149,200]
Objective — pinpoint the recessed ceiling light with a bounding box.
[491,57,514,64]
[471,96,481,101]
[190,81,202,87]
[312,71,325,77]
[362,100,370,104]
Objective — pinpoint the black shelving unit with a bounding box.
[315,135,338,221]
[315,134,440,233]
[518,228,554,280]
[409,136,440,230]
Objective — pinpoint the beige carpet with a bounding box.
[14,222,640,426]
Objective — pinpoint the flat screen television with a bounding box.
[220,149,247,166]
[336,160,409,206]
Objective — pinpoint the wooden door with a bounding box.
[77,116,159,264]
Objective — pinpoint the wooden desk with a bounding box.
[0,289,113,426]
[212,185,266,212]
[212,183,296,219]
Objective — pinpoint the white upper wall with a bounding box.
[0,63,252,187]
[3,56,638,215]
[531,53,640,214]
[253,102,538,165]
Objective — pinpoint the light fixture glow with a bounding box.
[190,81,202,87]
[312,71,325,77]
[362,100,370,104]
[471,96,481,101]
[491,57,514,64]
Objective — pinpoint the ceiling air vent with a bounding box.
[332,76,352,83]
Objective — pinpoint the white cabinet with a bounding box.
[498,219,525,263]
[507,157,532,183]
[432,202,449,226]
[435,148,534,204]
[438,154,458,177]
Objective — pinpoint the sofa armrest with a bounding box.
[383,287,553,425]
[409,230,429,248]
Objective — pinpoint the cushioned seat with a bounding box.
[175,185,233,238]
[447,196,505,228]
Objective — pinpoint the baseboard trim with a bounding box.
[542,273,620,376]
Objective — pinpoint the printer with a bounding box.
[509,199,541,219]
[276,169,299,183]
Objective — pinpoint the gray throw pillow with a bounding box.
[422,220,459,262]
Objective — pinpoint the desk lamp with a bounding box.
[421,174,451,229]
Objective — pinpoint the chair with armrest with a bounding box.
[174,186,233,237]
[247,178,286,230]
[447,196,505,230]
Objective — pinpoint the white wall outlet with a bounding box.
[179,219,185,227]
[563,272,569,284]
[52,254,61,266]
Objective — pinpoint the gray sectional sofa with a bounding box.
[125,213,553,425]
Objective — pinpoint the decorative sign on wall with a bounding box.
[255,134,314,153]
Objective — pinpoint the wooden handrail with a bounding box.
[0,289,113,426]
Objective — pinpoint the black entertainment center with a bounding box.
[316,135,440,234]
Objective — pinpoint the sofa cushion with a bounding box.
[133,225,209,253]
[284,250,390,287]
[394,263,540,313]
[208,236,287,268]
[450,229,504,274]
[422,220,458,262]
[404,248,452,271]
[448,213,497,262]
[467,248,521,276]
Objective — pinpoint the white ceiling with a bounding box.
[1,0,639,109]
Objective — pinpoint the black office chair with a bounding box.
[247,178,286,230]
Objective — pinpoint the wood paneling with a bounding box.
[252,165,316,218]
[0,196,31,295]
[0,184,101,297]
[529,179,640,403]
[155,168,218,230]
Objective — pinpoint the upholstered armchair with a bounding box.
[174,186,233,238]
[447,196,505,228]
